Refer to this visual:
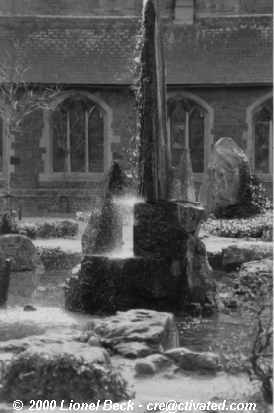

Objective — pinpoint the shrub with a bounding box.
[215,171,272,219]
[37,247,81,270]
[18,220,79,239]
[2,348,133,403]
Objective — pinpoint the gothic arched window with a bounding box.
[253,98,273,174]
[51,95,104,173]
[168,98,206,173]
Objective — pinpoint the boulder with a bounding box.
[234,259,273,300]
[186,235,216,310]
[222,243,273,270]
[135,354,175,377]
[0,234,44,305]
[112,342,155,359]
[92,309,179,351]
[82,162,125,255]
[165,347,221,373]
[134,359,156,377]
[1,342,133,403]
[0,234,43,272]
[200,137,251,215]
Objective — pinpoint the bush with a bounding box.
[215,172,272,219]
[37,247,81,270]
[2,347,133,403]
[18,220,79,239]
[202,212,273,238]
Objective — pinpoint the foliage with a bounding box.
[215,169,272,218]
[2,350,132,403]
[0,40,60,209]
[202,211,273,239]
[227,260,273,403]
[18,220,79,239]
[0,212,16,234]
[37,247,81,271]
[248,175,272,213]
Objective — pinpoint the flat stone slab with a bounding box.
[203,235,273,269]
[92,309,179,351]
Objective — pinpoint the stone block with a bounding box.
[134,201,187,258]
[65,255,189,314]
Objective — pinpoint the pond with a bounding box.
[0,268,269,412]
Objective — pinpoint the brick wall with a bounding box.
[0,85,271,215]
[196,0,272,17]
[0,0,271,17]
[3,88,136,215]
[0,0,173,17]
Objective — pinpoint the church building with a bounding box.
[0,0,272,214]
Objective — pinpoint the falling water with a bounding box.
[109,195,141,258]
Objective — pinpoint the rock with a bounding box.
[234,259,273,299]
[0,234,43,273]
[200,137,251,215]
[135,354,175,377]
[262,227,273,241]
[134,360,156,377]
[88,334,101,347]
[165,347,221,373]
[186,236,216,308]
[81,213,100,256]
[68,201,216,314]
[112,342,155,359]
[72,263,81,276]
[177,203,205,235]
[222,243,273,270]
[169,147,196,203]
[184,302,202,317]
[93,309,179,351]
[82,162,125,255]
[1,342,134,403]
[23,305,37,312]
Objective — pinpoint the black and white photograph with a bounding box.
[0,1,273,412]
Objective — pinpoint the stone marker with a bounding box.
[200,137,251,215]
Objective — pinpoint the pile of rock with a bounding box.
[0,309,221,404]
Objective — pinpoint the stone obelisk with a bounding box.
[137,0,170,202]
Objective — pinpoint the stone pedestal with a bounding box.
[65,201,215,315]
[65,255,185,314]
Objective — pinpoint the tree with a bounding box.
[0,40,60,212]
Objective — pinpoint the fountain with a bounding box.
[65,0,215,314]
